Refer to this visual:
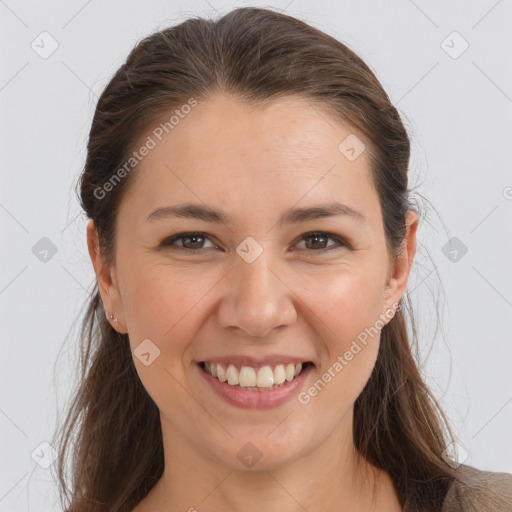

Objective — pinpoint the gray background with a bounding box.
[1,0,511,510]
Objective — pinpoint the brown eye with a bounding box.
[160,232,217,252]
[295,231,347,253]
[180,234,206,250]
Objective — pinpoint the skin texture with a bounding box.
[87,94,417,511]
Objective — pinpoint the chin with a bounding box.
[206,428,311,471]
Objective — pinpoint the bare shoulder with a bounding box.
[442,464,512,512]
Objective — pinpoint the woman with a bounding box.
[53,7,512,512]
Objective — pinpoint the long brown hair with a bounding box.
[52,7,462,511]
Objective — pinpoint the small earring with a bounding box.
[107,311,118,323]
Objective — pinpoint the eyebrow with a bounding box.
[146,202,366,227]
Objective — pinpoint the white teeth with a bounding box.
[256,366,274,388]
[226,364,239,385]
[239,366,256,387]
[274,364,286,385]
[217,364,227,382]
[202,361,306,389]
[285,363,295,381]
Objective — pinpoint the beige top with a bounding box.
[441,464,512,511]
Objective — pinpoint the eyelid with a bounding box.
[160,232,220,252]
[159,231,349,254]
[292,231,348,252]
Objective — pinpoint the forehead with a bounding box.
[119,93,380,226]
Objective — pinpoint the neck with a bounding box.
[145,411,401,512]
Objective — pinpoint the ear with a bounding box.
[381,209,418,322]
[86,219,127,334]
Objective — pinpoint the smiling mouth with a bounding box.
[198,361,312,391]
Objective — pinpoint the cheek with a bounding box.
[119,263,219,413]
[304,267,385,401]
[120,261,223,364]
[307,263,386,342]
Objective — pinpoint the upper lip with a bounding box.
[196,355,314,367]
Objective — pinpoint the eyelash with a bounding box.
[159,231,349,255]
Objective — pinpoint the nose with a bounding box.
[216,252,297,339]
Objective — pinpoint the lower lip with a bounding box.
[197,363,313,409]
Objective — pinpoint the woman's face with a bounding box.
[88,93,417,471]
